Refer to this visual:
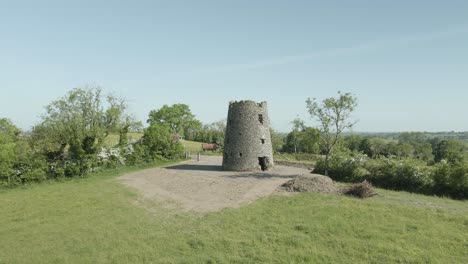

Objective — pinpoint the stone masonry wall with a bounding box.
[222,100,274,171]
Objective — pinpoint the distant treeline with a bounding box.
[275,125,467,199]
[2,87,467,199]
[350,131,468,143]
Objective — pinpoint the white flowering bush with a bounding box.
[97,145,134,168]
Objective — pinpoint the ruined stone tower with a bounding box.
[222,100,274,171]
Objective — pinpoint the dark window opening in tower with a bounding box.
[261,139,265,144]
[258,157,268,171]
[239,153,242,157]
[258,114,264,124]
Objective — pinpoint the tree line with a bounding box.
[0,87,205,186]
[1,88,466,199]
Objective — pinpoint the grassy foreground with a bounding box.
[1,162,467,263]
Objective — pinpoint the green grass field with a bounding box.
[103,132,144,147]
[180,139,204,153]
[274,152,320,165]
[103,134,208,155]
[1,161,467,263]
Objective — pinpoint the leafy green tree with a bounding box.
[306,91,357,176]
[385,142,399,157]
[298,127,321,154]
[35,87,105,160]
[32,87,137,165]
[434,139,465,163]
[369,138,387,158]
[270,128,285,153]
[283,126,320,154]
[105,95,142,146]
[0,118,19,183]
[191,120,226,145]
[289,118,305,154]
[344,134,363,152]
[414,143,434,162]
[147,104,201,138]
[359,138,372,157]
[142,123,183,160]
[0,118,47,185]
[396,143,414,158]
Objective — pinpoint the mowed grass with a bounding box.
[1,162,467,263]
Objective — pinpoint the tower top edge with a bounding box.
[228,100,267,107]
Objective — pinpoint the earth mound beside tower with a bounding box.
[222,100,274,171]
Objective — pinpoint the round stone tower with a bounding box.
[222,100,274,171]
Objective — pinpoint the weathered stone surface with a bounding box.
[222,100,274,171]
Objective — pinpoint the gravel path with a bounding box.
[118,156,309,212]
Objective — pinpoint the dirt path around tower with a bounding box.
[117,156,310,213]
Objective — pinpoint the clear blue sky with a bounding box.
[1,0,467,132]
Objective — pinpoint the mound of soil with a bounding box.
[343,180,377,198]
[280,174,339,194]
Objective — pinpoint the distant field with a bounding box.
[181,140,224,156]
[180,140,204,153]
[103,133,143,147]
[0,161,466,263]
[274,152,320,165]
[103,135,219,156]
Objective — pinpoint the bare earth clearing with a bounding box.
[118,156,310,212]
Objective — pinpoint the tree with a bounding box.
[369,138,387,158]
[105,95,142,146]
[359,138,372,157]
[289,118,305,154]
[32,87,137,162]
[344,134,363,152]
[142,123,183,160]
[270,128,285,153]
[0,118,20,183]
[306,91,357,176]
[298,127,321,154]
[283,126,320,154]
[190,119,226,145]
[434,139,465,164]
[147,104,201,138]
[414,143,434,161]
[396,143,414,158]
[0,118,47,184]
[35,87,105,160]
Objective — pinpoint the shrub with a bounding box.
[432,161,468,199]
[97,147,127,168]
[142,123,184,161]
[367,158,433,193]
[314,151,368,182]
[314,152,442,197]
